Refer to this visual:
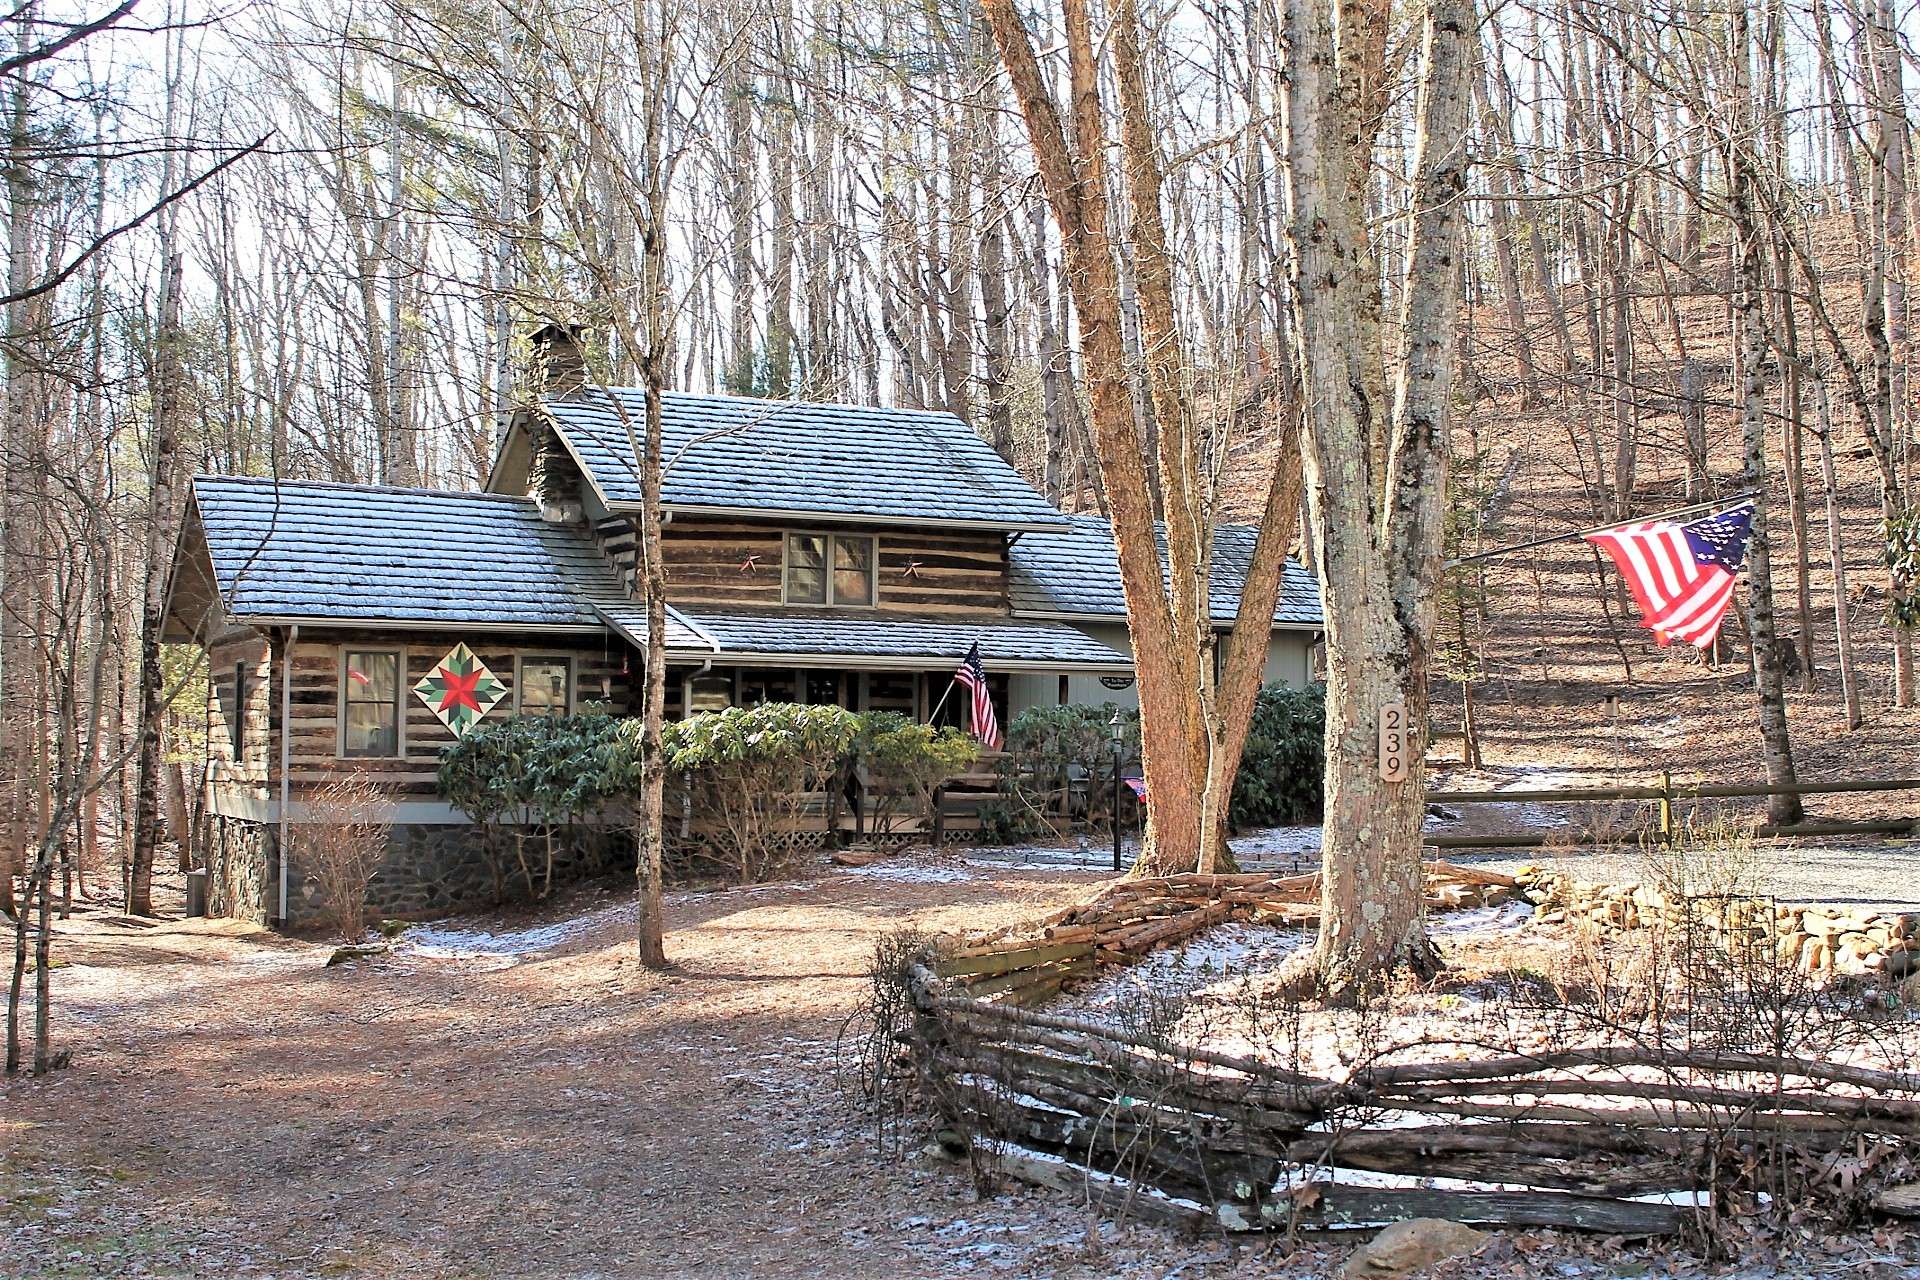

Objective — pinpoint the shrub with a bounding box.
[663,702,862,881]
[438,710,629,899]
[992,703,1138,840]
[981,684,1325,842]
[852,711,978,838]
[298,770,391,941]
[1229,683,1326,827]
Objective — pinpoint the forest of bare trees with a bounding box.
[5,0,1920,1036]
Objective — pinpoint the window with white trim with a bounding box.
[784,532,875,606]
[341,650,402,757]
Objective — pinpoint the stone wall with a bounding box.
[208,815,274,925]
[205,817,630,930]
[1516,865,1920,980]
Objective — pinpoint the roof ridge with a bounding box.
[194,473,539,505]
[565,386,972,425]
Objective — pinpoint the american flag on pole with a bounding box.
[953,641,1002,751]
[1584,501,1755,649]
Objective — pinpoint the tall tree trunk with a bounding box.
[1281,0,1473,987]
[130,251,187,917]
[1813,373,1862,729]
[1726,6,1802,827]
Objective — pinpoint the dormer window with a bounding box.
[784,532,875,607]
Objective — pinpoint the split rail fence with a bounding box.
[901,866,1920,1238]
[1425,774,1920,851]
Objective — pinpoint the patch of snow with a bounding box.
[1230,826,1324,858]
[965,839,1121,870]
[1055,922,1314,1016]
[1426,899,1535,937]
[400,898,636,967]
[838,859,976,884]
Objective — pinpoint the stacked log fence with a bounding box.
[899,869,1920,1239]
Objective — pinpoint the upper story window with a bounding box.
[341,649,402,758]
[784,532,875,607]
[518,656,573,717]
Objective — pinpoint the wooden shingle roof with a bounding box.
[542,389,1070,531]
[1008,515,1323,629]
[597,603,1132,671]
[186,475,630,630]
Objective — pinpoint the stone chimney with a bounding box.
[530,321,588,401]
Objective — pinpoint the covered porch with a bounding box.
[599,603,1135,841]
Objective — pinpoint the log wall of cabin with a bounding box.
[592,516,1011,615]
[277,629,636,799]
[205,630,274,802]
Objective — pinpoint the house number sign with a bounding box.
[1378,700,1411,783]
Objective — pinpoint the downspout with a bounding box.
[277,622,297,923]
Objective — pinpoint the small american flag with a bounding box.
[1585,501,1755,649]
[953,641,1002,751]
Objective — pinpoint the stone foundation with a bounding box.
[204,817,630,929]
[1517,865,1920,981]
[208,815,275,924]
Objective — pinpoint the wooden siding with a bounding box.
[276,629,636,798]
[595,514,637,595]
[640,515,1011,615]
[206,631,273,801]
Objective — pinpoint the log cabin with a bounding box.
[163,332,1324,927]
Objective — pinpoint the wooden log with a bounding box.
[963,955,1094,999]
[1873,1184,1920,1217]
[1375,1075,1920,1120]
[1422,860,1522,889]
[953,1081,1285,1205]
[934,996,1331,1092]
[1357,1045,1920,1096]
[1381,1096,1920,1139]
[974,1142,1212,1233]
[1110,900,1232,952]
[937,941,1093,979]
[1273,1184,1688,1235]
[955,1044,1316,1131]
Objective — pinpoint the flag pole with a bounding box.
[1443,490,1758,571]
[928,641,976,724]
[927,676,957,724]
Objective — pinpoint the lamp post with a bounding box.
[1109,710,1125,872]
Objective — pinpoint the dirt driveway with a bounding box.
[2,860,1368,1280]
[10,855,1872,1280]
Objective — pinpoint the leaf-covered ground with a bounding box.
[9,854,1920,1278]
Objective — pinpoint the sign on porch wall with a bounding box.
[415,643,508,737]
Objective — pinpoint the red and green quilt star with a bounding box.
[414,643,507,737]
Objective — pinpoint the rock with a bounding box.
[325,942,390,966]
[1340,1219,1487,1277]
[1874,1183,1920,1217]
[832,849,880,867]
[1886,950,1920,979]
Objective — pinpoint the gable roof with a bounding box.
[180,475,630,631]
[535,389,1069,532]
[1008,515,1323,629]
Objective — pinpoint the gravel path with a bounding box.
[1445,838,1920,910]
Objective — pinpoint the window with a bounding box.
[230,662,248,756]
[687,673,734,713]
[785,532,875,606]
[341,650,401,757]
[518,656,572,717]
